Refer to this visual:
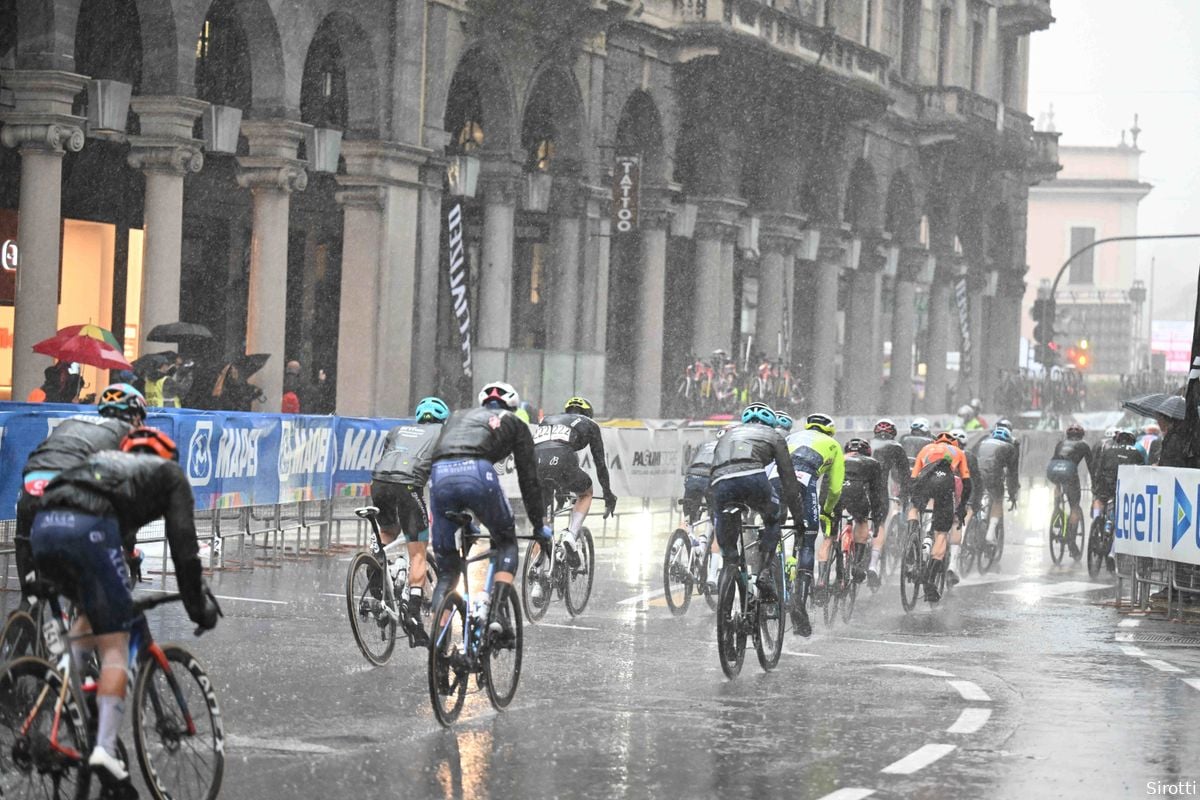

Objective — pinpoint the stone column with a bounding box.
[236,119,309,411]
[809,225,850,411]
[478,164,520,350]
[0,70,87,399]
[923,261,955,414]
[413,160,445,402]
[843,236,886,414]
[691,198,746,356]
[549,179,585,351]
[634,199,674,417]
[887,247,928,414]
[755,214,803,358]
[333,184,385,415]
[580,186,610,352]
[127,96,208,357]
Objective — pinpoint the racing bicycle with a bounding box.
[520,480,595,622]
[899,510,948,612]
[1087,498,1116,578]
[813,512,868,626]
[1048,485,1084,566]
[714,503,785,679]
[975,489,1005,574]
[662,501,719,615]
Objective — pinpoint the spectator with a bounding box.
[38,361,83,403]
[282,360,306,413]
[311,368,336,414]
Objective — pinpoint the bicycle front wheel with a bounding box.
[716,571,747,679]
[0,610,39,663]
[565,527,595,617]
[483,587,524,711]
[428,592,469,727]
[899,531,923,613]
[520,541,552,622]
[133,645,224,800]
[1087,518,1105,578]
[702,549,719,611]
[1048,508,1066,565]
[754,563,785,672]
[662,529,693,616]
[345,551,397,666]
[0,656,91,800]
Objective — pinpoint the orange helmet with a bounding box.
[120,426,178,461]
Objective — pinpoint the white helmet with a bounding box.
[478,381,520,411]
[949,428,968,447]
[957,404,974,418]
[911,417,931,436]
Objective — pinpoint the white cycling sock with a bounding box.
[986,518,998,543]
[96,695,125,755]
[568,510,585,537]
[708,552,722,583]
[869,548,881,572]
[950,543,961,568]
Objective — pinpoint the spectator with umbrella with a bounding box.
[211,354,269,411]
[30,324,131,402]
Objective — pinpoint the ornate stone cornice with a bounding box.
[235,157,308,193]
[758,211,807,255]
[816,222,853,262]
[0,71,88,153]
[130,95,208,139]
[694,196,747,243]
[127,136,204,175]
[334,182,387,210]
[0,119,85,153]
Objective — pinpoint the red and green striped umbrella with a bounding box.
[33,324,131,371]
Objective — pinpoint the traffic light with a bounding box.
[1068,339,1090,370]
[1031,297,1058,365]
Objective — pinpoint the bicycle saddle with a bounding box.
[355,506,380,519]
[444,511,474,527]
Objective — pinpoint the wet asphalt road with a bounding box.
[118,497,1200,800]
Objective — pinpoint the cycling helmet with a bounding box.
[970,397,982,412]
[805,413,835,436]
[949,428,968,448]
[1114,428,1137,446]
[991,426,1013,443]
[957,404,974,418]
[873,418,898,439]
[1104,426,1117,440]
[845,438,872,456]
[935,431,957,446]
[910,418,931,436]
[414,396,450,423]
[1065,423,1085,440]
[995,418,1014,431]
[478,381,520,411]
[564,396,594,418]
[120,426,178,461]
[776,413,793,432]
[98,382,147,425]
[741,402,778,427]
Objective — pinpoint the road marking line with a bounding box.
[947,707,992,734]
[1142,658,1184,673]
[948,680,991,702]
[320,593,344,599]
[136,588,288,606]
[838,636,949,649]
[783,650,822,658]
[993,580,1110,598]
[1117,618,1141,627]
[881,743,956,775]
[878,664,955,678]
[616,587,666,606]
[957,574,1022,587]
[816,789,876,800]
[1183,679,1200,693]
[1120,646,1148,657]
[534,622,601,631]
[225,734,336,754]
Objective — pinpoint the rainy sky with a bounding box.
[1028,0,1200,322]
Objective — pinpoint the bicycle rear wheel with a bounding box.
[841,548,860,624]
[483,588,523,711]
[0,610,39,663]
[957,520,977,578]
[133,645,224,800]
[428,593,469,727]
[1048,507,1066,565]
[520,541,552,622]
[662,529,693,616]
[0,655,91,800]
[899,530,923,613]
[345,551,397,666]
[565,527,595,616]
[754,563,784,671]
[702,550,719,611]
[979,519,1002,574]
[715,571,747,679]
[1070,517,1084,562]
[821,557,839,628]
[1087,518,1105,578]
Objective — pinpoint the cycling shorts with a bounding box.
[535,444,593,497]
[30,510,133,635]
[909,470,958,532]
[369,480,430,542]
[428,458,518,574]
[838,482,872,523]
[711,473,782,557]
[771,469,820,533]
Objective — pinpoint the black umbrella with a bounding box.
[1122,393,1187,421]
[130,351,176,376]
[234,353,271,379]
[147,322,213,343]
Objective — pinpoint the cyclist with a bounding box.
[14,382,146,601]
[776,413,794,433]
[709,402,805,607]
[1091,429,1143,572]
[368,396,450,644]
[835,438,888,584]
[868,419,910,587]
[30,426,219,789]
[975,426,1020,557]
[428,381,549,643]
[900,418,934,464]
[1046,422,1094,558]
[957,404,986,432]
[532,396,617,570]
[909,432,973,601]
[947,428,979,584]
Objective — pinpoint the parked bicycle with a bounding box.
[345,506,436,665]
[1088,498,1116,578]
[520,481,595,621]
[0,585,224,800]
[1049,486,1084,566]
[662,502,719,615]
[714,503,785,679]
[428,512,532,727]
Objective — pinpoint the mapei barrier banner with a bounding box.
[1113,466,1200,567]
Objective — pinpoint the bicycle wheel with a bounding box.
[483,587,523,711]
[754,562,785,672]
[0,610,39,663]
[821,557,839,628]
[0,655,91,800]
[1070,516,1084,562]
[715,571,747,679]
[565,527,595,617]
[841,549,859,624]
[133,645,224,800]
[957,520,977,578]
[1048,507,1066,565]
[345,551,397,666]
[428,592,469,727]
[520,541,552,622]
[899,530,923,613]
[978,520,1001,574]
[1087,518,1105,578]
[662,529,693,617]
[702,549,719,611]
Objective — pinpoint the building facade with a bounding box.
[0,0,1058,417]
[1025,129,1151,375]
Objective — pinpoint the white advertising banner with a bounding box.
[1113,466,1200,566]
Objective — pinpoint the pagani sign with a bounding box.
[1,239,16,272]
[612,155,640,234]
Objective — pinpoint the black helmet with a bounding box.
[844,438,872,456]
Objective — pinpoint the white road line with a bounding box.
[534,622,601,632]
[616,587,666,606]
[816,789,876,800]
[947,680,991,702]
[957,573,1022,588]
[878,664,955,678]
[136,588,288,607]
[783,650,822,658]
[1117,618,1141,627]
[1142,659,1185,673]
[225,734,336,754]
[993,580,1110,598]
[838,636,949,649]
[319,593,344,598]
[946,707,992,734]
[1120,645,1148,658]
[1183,678,1200,693]
[881,743,956,775]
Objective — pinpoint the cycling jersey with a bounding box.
[782,429,845,516]
[686,440,718,479]
[533,413,612,496]
[1051,439,1093,471]
[840,453,888,525]
[711,424,804,523]
[975,438,1020,501]
[911,442,972,531]
[371,422,443,487]
[1093,444,1144,499]
[900,433,934,461]
[870,437,910,498]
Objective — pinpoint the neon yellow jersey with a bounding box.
[784,429,845,515]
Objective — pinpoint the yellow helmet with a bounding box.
[564,396,593,418]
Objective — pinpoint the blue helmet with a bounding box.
[776,413,793,432]
[991,426,1013,443]
[414,396,450,423]
[741,402,778,427]
[98,383,147,424]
